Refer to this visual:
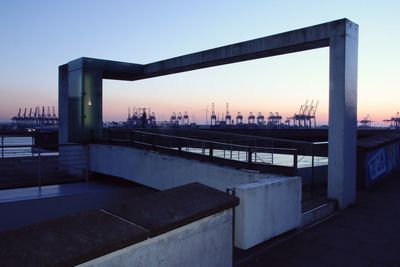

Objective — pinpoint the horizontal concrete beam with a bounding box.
[66,18,351,81]
[68,57,144,80]
[136,18,351,80]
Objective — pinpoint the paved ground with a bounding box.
[237,169,400,267]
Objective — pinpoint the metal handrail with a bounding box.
[103,129,299,170]
[130,130,297,154]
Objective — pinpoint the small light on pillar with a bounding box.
[88,100,92,106]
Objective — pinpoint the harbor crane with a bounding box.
[359,114,372,127]
[210,103,217,125]
[383,112,400,128]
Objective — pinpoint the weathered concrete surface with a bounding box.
[232,177,302,250]
[89,144,284,192]
[0,183,238,266]
[301,200,337,227]
[58,64,69,144]
[80,210,233,267]
[90,144,303,249]
[0,210,149,267]
[105,182,239,237]
[236,169,400,267]
[58,144,88,176]
[328,20,358,208]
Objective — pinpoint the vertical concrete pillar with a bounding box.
[328,21,359,208]
[58,64,69,145]
[67,65,103,143]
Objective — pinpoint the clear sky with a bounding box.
[0,0,399,125]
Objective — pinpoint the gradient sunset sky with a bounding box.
[0,0,399,125]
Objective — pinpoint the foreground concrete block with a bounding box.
[79,210,233,267]
[0,183,238,266]
[233,177,301,250]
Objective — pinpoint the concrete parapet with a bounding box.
[80,210,233,267]
[89,144,302,250]
[0,183,238,266]
[58,144,88,177]
[89,144,279,191]
[232,177,302,250]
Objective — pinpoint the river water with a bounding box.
[0,136,57,158]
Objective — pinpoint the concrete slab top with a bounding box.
[0,182,238,266]
[357,133,400,150]
[233,176,301,190]
[0,209,149,267]
[106,182,239,237]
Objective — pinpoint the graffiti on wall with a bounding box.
[365,143,400,184]
[367,148,386,181]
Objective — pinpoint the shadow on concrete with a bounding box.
[235,169,400,267]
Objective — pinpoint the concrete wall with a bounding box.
[59,145,88,177]
[89,144,302,250]
[79,209,233,267]
[232,177,302,250]
[89,144,280,192]
[298,165,328,187]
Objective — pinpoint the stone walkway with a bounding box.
[237,169,400,267]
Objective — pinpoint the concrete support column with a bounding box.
[328,21,358,208]
[58,65,69,145]
[67,66,103,143]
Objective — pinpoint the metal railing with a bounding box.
[101,129,329,194]
[297,141,328,195]
[100,129,299,175]
[0,136,89,189]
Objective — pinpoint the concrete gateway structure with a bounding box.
[59,18,358,253]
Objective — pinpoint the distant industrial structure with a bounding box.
[383,112,400,129]
[170,111,190,126]
[112,100,320,129]
[205,101,317,129]
[125,107,156,128]
[11,106,58,128]
[285,100,319,128]
[358,114,373,128]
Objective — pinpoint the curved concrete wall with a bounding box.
[89,144,280,191]
[89,144,302,250]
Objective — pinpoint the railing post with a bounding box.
[152,135,156,150]
[86,145,90,183]
[37,146,42,189]
[271,140,275,165]
[31,136,35,157]
[1,136,3,159]
[209,143,213,158]
[130,131,135,143]
[311,143,315,194]
[293,149,298,174]
[107,130,112,142]
[247,147,252,164]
